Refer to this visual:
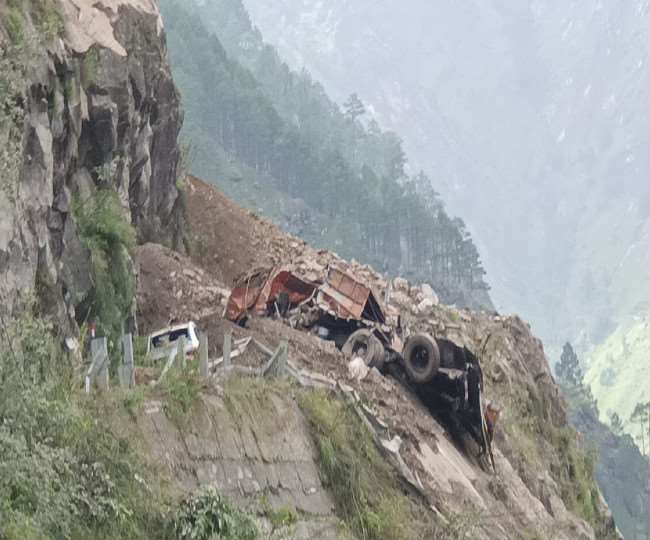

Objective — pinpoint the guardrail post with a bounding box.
[176,336,187,370]
[223,331,232,369]
[119,333,135,388]
[199,334,209,378]
[265,340,288,378]
[86,337,109,392]
[97,337,109,391]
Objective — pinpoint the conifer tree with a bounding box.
[556,342,583,387]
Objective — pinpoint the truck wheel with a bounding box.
[342,329,384,369]
[403,334,440,384]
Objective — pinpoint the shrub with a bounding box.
[173,486,259,540]
[73,188,136,351]
[160,363,202,426]
[0,312,170,539]
[5,8,25,45]
[34,0,65,40]
[81,46,100,87]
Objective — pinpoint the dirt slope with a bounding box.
[139,176,620,539]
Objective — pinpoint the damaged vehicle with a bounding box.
[225,265,495,469]
[147,321,201,361]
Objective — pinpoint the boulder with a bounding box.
[393,276,409,292]
[421,283,439,305]
[417,298,436,315]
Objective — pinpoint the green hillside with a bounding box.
[585,316,650,452]
[159,0,492,308]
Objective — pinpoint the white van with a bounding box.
[147,321,200,361]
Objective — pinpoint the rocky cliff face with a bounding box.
[0,0,183,337]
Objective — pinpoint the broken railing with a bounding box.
[83,330,300,391]
[84,334,138,392]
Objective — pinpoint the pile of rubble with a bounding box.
[135,243,231,334]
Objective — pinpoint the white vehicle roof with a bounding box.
[149,321,196,339]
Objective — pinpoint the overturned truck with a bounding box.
[226,265,495,470]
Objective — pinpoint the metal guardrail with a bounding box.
[84,330,290,391]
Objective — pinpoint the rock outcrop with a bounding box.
[0,0,183,337]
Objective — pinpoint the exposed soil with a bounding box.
[185,175,296,286]
[135,243,230,335]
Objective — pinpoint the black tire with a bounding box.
[403,334,440,384]
[342,329,385,369]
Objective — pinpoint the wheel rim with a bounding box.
[411,345,430,372]
[352,340,368,357]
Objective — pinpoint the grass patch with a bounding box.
[81,46,100,88]
[259,493,299,531]
[33,0,64,40]
[299,390,434,540]
[502,394,601,526]
[223,376,292,433]
[268,506,298,530]
[5,7,25,44]
[553,427,600,524]
[159,363,203,427]
[121,386,146,420]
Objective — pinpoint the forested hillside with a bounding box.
[159,0,492,308]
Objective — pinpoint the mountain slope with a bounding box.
[174,175,619,539]
[159,0,493,309]
[569,388,650,539]
[585,316,650,448]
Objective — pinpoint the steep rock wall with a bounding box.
[0,0,182,336]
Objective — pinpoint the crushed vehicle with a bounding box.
[226,265,495,470]
[147,321,201,361]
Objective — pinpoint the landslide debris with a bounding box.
[137,176,621,539]
[135,243,229,335]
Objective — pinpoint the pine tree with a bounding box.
[631,402,650,455]
[609,412,624,436]
[555,342,583,387]
[343,92,366,121]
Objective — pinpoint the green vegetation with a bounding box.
[159,363,203,426]
[73,188,136,351]
[0,22,28,200]
[477,334,604,528]
[259,494,298,531]
[223,376,292,433]
[81,46,100,88]
[160,0,490,305]
[299,390,434,540]
[173,486,259,540]
[5,7,25,44]
[586,317,650,453]
[0,308,266,539]
[0,311,170,539]
[34,0,65,40]
[556,342,582,387]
